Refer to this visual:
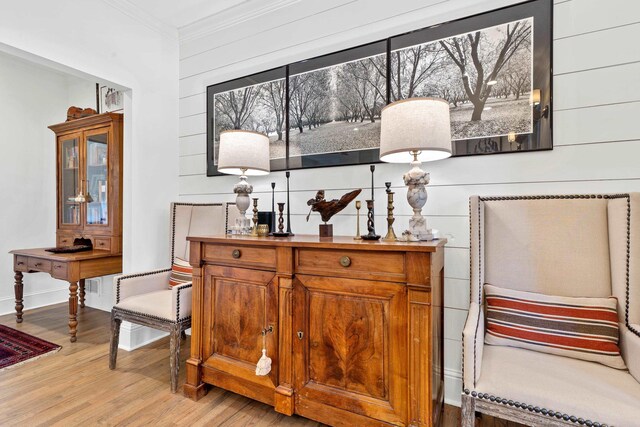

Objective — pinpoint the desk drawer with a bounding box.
[51,261,68,279]
[295,248,406,282]
[28,258,52,273]
[94,237,111,251]
[203,244,276,270]
[15,256,28,271]
[57,235,74,247]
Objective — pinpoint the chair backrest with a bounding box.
[470,194,639,329]
[170,202,242,262]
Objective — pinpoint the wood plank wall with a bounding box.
[177,0,640,405]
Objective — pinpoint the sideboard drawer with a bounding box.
[203,244,276,270]
[295,248,406,282]
[28,258,52,273]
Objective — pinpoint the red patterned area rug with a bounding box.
[0,324,61,370]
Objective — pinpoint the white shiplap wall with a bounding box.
[178,0,640,406]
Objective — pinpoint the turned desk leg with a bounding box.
[68,281,78,342]
[14,271,24,323]
[79,279,86,308]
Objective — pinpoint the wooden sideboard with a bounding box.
[184,235,446,427]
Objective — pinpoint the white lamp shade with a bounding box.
[217,130,270,175]
[379,97,452,163]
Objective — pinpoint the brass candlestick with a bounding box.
[354,200,362,240]
[384,183,397,241]
[251,198,259,236]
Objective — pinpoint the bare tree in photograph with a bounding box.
[439,19,531,121]
[390,44,445,100]
[215,86,262,129]
[260,80,286,140]
[336,70,363,122]
[503,51,531,100]
[290,70,331,133]
[433,72,468,107]
[338,57,385,123]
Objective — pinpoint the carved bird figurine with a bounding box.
[306,189,362,223]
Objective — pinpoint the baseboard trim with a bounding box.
[0,288,68,317]
[117,321,168,351]
[445,369,463,407]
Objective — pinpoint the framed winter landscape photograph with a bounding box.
[287,41,387,170]
[207,67,287,176]
[390,0,551,156]
[205,0,551,175]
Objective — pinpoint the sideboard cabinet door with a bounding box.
[201,265,279,406]
[293,274,408,426]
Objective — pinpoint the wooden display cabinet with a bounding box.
[49,113,123,253]
[185,235,445,427]
[10,112,123,342]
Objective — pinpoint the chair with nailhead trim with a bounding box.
[109,202,239,392]
[461,194,640,426]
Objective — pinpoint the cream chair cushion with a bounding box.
[115,284,192,322]
[476,345,640,426]
[116,290,173,320]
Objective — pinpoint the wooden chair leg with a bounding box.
[109,313,121,370]
[180,330,187,340]
[169,325,182,393]
[461,394,477,427]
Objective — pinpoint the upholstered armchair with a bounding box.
[462,194,640,426]
[109,202,240,392]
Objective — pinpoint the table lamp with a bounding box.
[217,130,270,234]
[379,97,452,241]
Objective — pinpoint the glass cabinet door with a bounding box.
[60,136,80,225]
[85,132,109,226]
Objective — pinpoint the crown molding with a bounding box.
[179,0,301,43]
[101,0,178,40]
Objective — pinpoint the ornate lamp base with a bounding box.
[234,172,252,235]
[404,159,434,241]
[409,213,433,241]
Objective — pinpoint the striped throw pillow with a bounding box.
[169,258,192,288]
[484,284,626,369]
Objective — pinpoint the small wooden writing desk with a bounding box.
[10,248,122,342]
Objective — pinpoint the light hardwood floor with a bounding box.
[0,304,523,426]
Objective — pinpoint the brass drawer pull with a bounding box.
[35,262,42,267]
[54,265,62,269]
[232,249,241,259]
[17,261,24,266]
[339,256,351,267]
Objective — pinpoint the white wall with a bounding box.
[0,1,178,295]
[0,53,76,314]
[0,0,179,276]
[177,0,640,406]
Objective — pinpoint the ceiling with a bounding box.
[124,0,249,29]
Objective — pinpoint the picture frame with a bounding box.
[205,0,551,176]
[287,40,387,170]
[390,0,551,156]
[99,86,124,113]
[207,67,287,176]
